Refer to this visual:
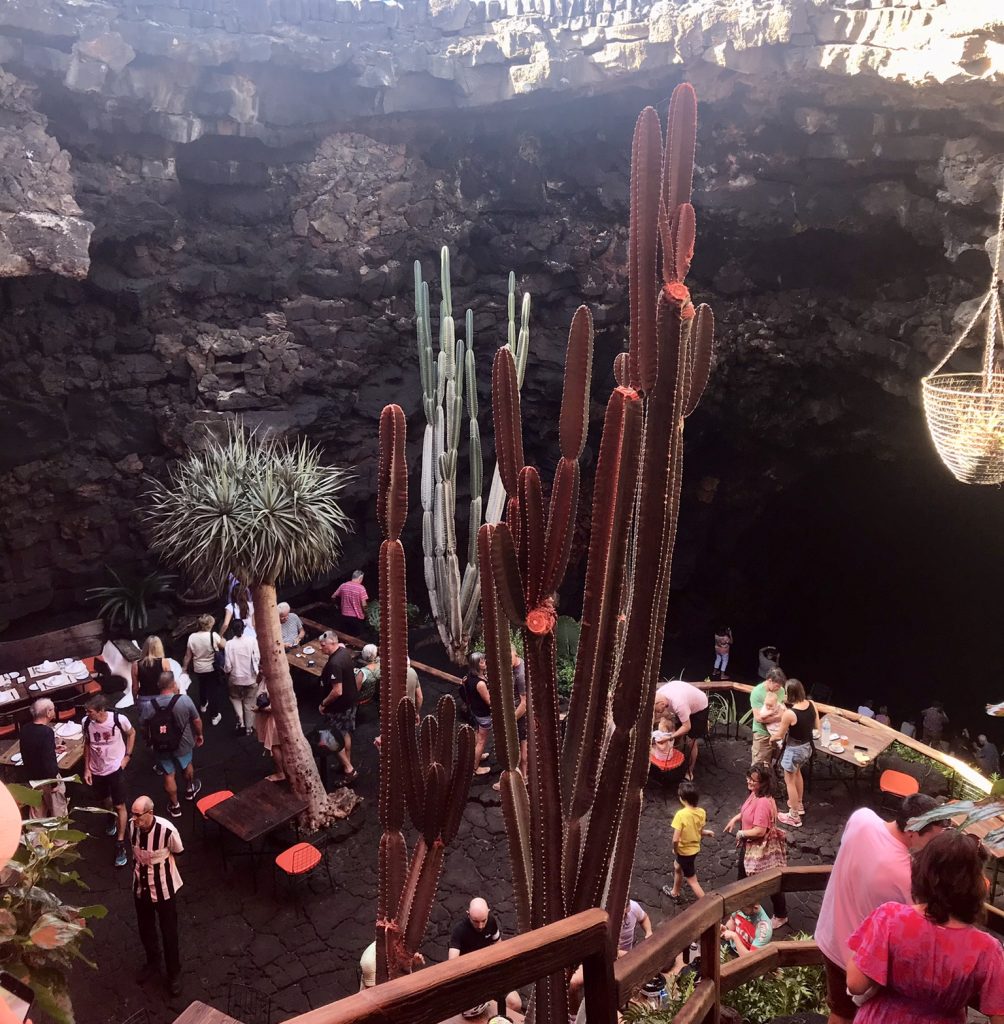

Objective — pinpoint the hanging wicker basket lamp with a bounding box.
[921,185,1004,485]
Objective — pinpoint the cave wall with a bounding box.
[0,0,1003,633]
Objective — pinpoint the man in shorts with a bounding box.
[82,694,136,867]
[815,793,945,1023]
[139,672,204,817]
[652,679,709,782]
[318,631,359,782]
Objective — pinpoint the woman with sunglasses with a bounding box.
[846,829,1004,1022]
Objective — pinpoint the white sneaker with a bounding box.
[211,713,222,726]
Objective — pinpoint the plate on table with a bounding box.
[302,647,315,655]
[55,723,82,739]
[829,742,846,754]
[10,754,21,766]
[854,751,871,764]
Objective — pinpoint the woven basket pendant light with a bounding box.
[921,181,1004,485]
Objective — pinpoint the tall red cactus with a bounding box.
[478,82,715,1021]
[375,404,476,984]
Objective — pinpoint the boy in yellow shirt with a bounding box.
[662,781,714,904]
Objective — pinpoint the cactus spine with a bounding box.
[478,83,715,1021]
[375,404,477,983]
[416,249,531,665]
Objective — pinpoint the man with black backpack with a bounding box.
[83,694,136,867]
[138,672,204,818]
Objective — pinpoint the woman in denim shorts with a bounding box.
[772,678,819,829]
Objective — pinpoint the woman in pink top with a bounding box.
[724,763,787,928]
[847,830,1004,1023]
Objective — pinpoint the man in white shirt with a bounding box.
[653,680,709,782]
[83,695,135,868]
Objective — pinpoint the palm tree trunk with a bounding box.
[252,583,359,830]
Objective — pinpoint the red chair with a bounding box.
[879,769,919,799]
[273,842,332,895]
[196,790,233,840]
[649,747,686,784]
[53,696,78,722]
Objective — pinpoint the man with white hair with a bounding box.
[19,698,67,819]
[277,602,304,649]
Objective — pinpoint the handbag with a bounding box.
[211,631,226,673]
[743,803,788,874]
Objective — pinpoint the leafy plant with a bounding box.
[365,599,421,636]
[86,567,175,635]
[888,742,984,800]
[622,933,826,1024]
[2,784,107,1024]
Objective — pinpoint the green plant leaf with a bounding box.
[8,784,43,808]
[76,905,107,920]
[46,830,88,845]
[29,913,86,950]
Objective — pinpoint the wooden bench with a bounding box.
[0,618,106,674]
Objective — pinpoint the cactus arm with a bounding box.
[516,292,531,387]
[376,830,408,983]
[478,523,520,771]
[489,523,527,626]
[540,457,579,600]
[628,106,662,394]
[561,387,643,817]
[517,466,545,611]
[401,838,446,955]
[378,540,408,832]
[397,697,426,832]
[499,768,533,932]
[434,693,456,768]
[421,762,448,848]
[492,346,524,496]
[559,306,594,461]
[669,202,696,284]
[684,303,714,418]
[613,351,627,387]
[664,83,697,224]
[419,713,438,783]
[440,246,452,318]
[442,724,476,844]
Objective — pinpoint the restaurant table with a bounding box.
[286,642,325,680]
[206,778,309,883]
[811,713,895,789]
[0,734,84,772]
[172,1000,242,1024]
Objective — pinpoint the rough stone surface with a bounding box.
[0,0,1002,632]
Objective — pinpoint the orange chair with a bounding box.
[54,696,78,722]
[274,842,332,895]
[879,769,919,807]
[649,747,686,785]
[0,714,15,740]
[196,790,233,839]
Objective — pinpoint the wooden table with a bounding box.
[172,1000,242,1024]
[812,713,895,790]
[0,734,84,771]
[286,642,326,680]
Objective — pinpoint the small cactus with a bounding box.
[415,249,531,665]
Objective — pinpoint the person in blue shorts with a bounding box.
[139,672,204,817]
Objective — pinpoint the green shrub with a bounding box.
[365,599,420,636]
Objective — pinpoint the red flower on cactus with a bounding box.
[664,281,691,304]
[526,605,557,635]
[681,302,696,321]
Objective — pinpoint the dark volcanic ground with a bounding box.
[68,668,869,1024]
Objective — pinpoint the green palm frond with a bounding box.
[86,567,175,634]
[142,422,352,588]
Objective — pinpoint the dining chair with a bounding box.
[227,981,272,1024]
[196,790,234,841]
[53,696,79,722]
[273,841,332,896]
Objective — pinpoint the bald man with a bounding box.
[129,795,185,996]
[449,898,521,1018]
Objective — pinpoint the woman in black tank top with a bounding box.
[774,678,820,829]
[132,635,171,702]
[463,653,493,777]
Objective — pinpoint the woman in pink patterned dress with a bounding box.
[847,829,1004,1023]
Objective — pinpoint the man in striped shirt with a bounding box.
[129,795,185,996]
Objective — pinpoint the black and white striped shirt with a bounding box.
[129,816,184,903]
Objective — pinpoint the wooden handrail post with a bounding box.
[700,916,721,1024]
[581,940,618,1024]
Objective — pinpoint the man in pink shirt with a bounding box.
[331,570,368,636]
[815,793,945,1023]
[653,679,709,782]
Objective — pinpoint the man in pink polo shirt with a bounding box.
[331,570,368,636]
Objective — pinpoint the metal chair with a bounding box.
[196,789,234,841]
[879,769,919,811]
[273,841,332,896]
[227,981,272,1024]
[53,695,79,722]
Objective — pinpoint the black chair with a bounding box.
[228,981,272,1024]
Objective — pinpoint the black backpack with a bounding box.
[144,695,183,753]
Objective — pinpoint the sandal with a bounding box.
[684,772,695,782]
[474,765,491,776]
[343,769,359,783]
[661,885,684,905]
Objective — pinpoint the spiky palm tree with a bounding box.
[143,423,357,830]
